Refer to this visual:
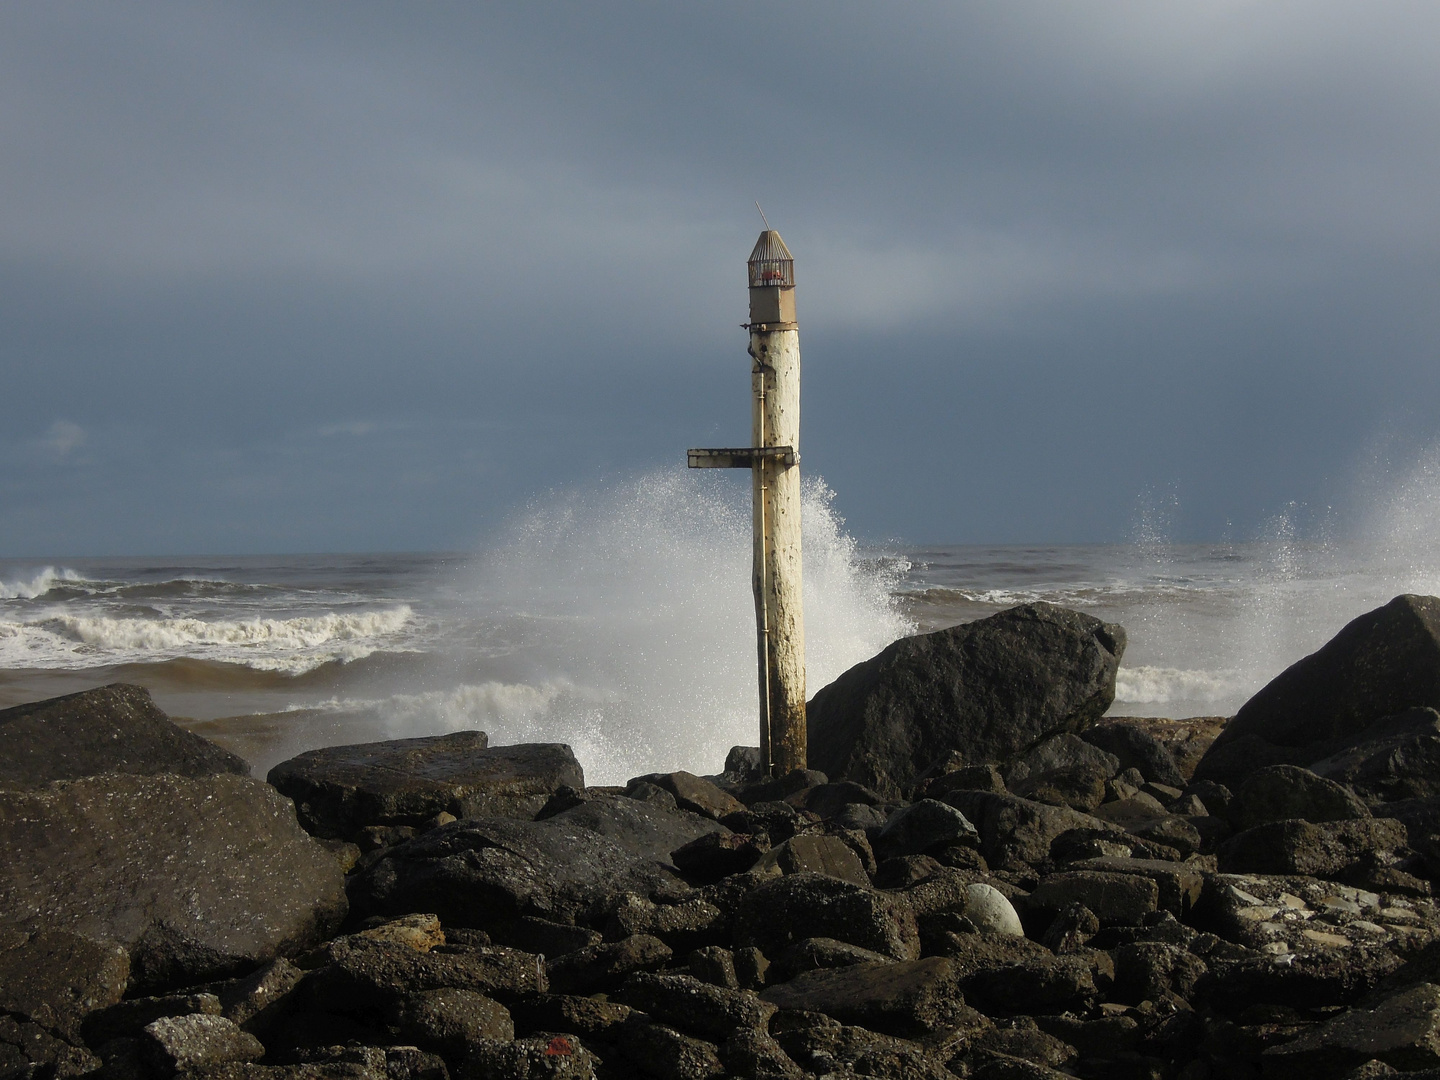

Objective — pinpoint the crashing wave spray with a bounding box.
[1112,445,1440,718]
[417,469,912,785]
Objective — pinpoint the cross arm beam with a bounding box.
[687,446,798,469]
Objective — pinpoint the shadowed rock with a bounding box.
[1196,594,1440,786]
[760,957,966,1039]
[0,683,248,788]
[267,732,584,839]
[807,603,1125,799]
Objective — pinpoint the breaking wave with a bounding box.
[0,607,415,673]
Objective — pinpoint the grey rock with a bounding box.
[615,1019,725,1080]
[618,973,776,1041]
[873,799,979,860]
[719,1027,807,1080]
[760,957,967,1039]
[350,813,696,929]
[1197,595,1440,787]
[602,894,726,952]
[1262,983,1440,1077]
[628,772,745,820]
[1057,857,1204,918]
[734,872,919,961]
[268,733,584,839]
[507,993,634,1041]
[1113,942,1208,1005]
[0,773,347,993]
[546,935,671,995]
[807,603,1125,799]
[1027,870,1160,926]
[934,933,1099,1014]
[304,938,546,1011]
[209,957,305,1034]
[926,763,1008,798]
[0,928,129,1043]
[944,789,1124,868]
[670,831,769,884]
[771,937,896,982]
[1009,732,1121,782]
[1230,765,1371,829]
[485,917,601,958]
[752,834,870,886]
[964,882,1025,936]
[464,1033,600,1079]
[0,684,248,789]
[389,988,514,1063]
[783,781,884,821]
[1309,708,1440,801]
[687,945,739,989]
[1217,817,1409,878]
[1080,721,1185,787]
[83,990,221,1046]
[140,1014,264,1074]
[771,1013,963,1080]
[547,795,728,867]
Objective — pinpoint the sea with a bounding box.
[7,466,1440,786]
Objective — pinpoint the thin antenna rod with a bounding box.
[754,200,771,231]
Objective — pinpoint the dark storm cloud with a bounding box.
[3,2,1440,552]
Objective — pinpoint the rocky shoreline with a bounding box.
[9,598,1440,1078]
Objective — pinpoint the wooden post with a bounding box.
[748,238,805,775]
[688,230,807,777]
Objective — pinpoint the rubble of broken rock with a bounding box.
[16,599,1440,1078]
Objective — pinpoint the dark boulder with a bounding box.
[1216,817,1408,878]
[0,773,347,993]
[733,872,920,961]
[760,957,967,1039]
[267,733,584,839]
[1228,765,1371,830]
[1080,721,1185,787]
[752,834,871,887]
[807,603,1125,799]
[546,935,672,995]
[934,933,1099,1014]
[617,973,776,1041]
[627,772,745,820]
[872,799,979,860]
[671,832,770,884]
[0,928,129,1043]
[547,794,728,867]
[1308,707,1440,802]
[1026,870,1160,926]
[1261,982,1440,1077]
[388,988,514,1062]
[0,684,248,788]
[943,789,1125,868]
[350,813,689,929]
[303,937,546,1012]
[1196,595,1440,786]
[139,1013,265,1073]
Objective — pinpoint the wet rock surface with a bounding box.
[25,597,1440,1080]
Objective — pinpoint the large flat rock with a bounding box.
[351,798,724,928]
[0,684,249,788]
[807,603,1125,799]
[0,773,347,993]
[267,732,584,838]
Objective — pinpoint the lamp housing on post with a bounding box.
[748,231,796,326]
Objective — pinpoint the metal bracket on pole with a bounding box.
[687,447,798,469]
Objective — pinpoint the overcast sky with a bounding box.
[4,2,1440,554]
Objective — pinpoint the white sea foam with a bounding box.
[427,470,913,785]
[0,567,83,600]
[0,606,415,672]
[1113,665,1246,709]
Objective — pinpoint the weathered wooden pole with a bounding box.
[687,229,807,776]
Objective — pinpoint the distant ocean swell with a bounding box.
[0,606,416,673]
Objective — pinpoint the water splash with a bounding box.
[408,469,913,784]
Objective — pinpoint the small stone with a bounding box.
[140,1014,264,1074]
